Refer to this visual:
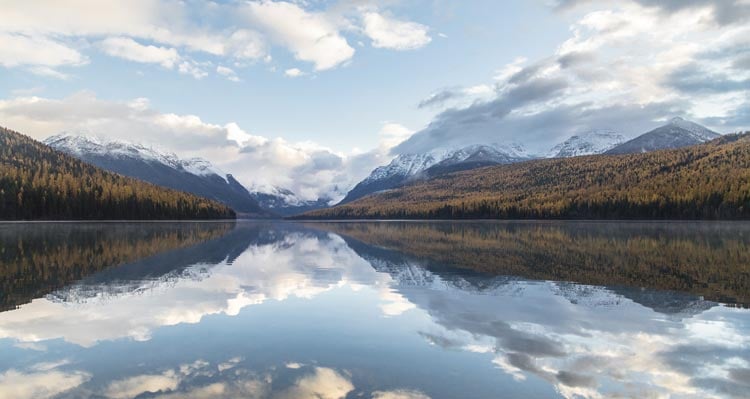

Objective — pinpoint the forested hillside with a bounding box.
[0,127,235,220]
[298,133,750,220]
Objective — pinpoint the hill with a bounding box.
[0,127,236,220]
[45,134,269,218]
[296,133,750,220]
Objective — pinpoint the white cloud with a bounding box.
[177,60,209,79]
[0,369,90,399]
[216,65,241,82]
[377,122,414,150]
[372,389,431,399]
[397,1,750,155]
[0,0,435,77]
[362,12,431,50]
[276,367,354,399]
[284,67,305,77]
[105,371,181,399]
[0,92,393,201]
[243,1,355,70]
[99,37,180,69]
[0,33,85,72]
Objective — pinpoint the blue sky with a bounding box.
[1,0,748,200]
[0,1,570,152]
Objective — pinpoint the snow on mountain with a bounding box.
[44,133,269,216]
[606,117,720,155]
[668,117,721,141]
[363,152,440,184]
[247,184,331,216]
[547,130,626,158]
[45,133,227,181]
[340,143,531,204]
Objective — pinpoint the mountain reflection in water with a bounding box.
[0,221,748,399]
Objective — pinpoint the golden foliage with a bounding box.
[301,133,750,220]
[0,126,236,220]
[0,222,234,310]
[313,221,750,306]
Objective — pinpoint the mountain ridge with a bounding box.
[295,132,750,220]
[0,126,235,220]
[45,134,271,218]
[606,117,720,154]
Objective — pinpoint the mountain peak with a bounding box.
[606,118,720,155]
[670,116,686,124]
[45,133,227,180]
[339,143,531,204]
[45,133,269,216]
[548,130,626,158]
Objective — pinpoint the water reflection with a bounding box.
[0,221,748,398]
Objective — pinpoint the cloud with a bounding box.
[0,33,86,69]
[276,367,354,399]
[556,0,750,26]
[372,389,431,399]
[216,65,241,82]
[362,11,431,50]
[0,0,433,77]
[242,1,355,71]
[397,1,749,155]
[0,91,397,201]
[99,37,181,69]
[418,85,496,109]
[284,67,305,77]
[417,89,461,109]
[0,368,90,399]
[105,371,181,399]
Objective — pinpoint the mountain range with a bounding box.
[340,118,721,205]
[247,185,332,217]
[339,143,531,204]
[45,134,329,218]
[34,117,733,219]
[298,132,750,220]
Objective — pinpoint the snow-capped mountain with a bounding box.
[44,133,269,217]
[248,184,331,217]
[606,117,720,155]
[339,143,531,204]
[548,130,626,158]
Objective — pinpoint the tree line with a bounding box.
[299,133,750,220]
[316,221,750,306]
[0,222,233,311]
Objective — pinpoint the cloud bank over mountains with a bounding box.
[398,0,750,155]
[0,91,402,202]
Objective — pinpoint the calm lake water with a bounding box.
[1,221,749,399]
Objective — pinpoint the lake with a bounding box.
[1,221,749,399]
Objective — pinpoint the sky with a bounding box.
[0,0,749,201]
